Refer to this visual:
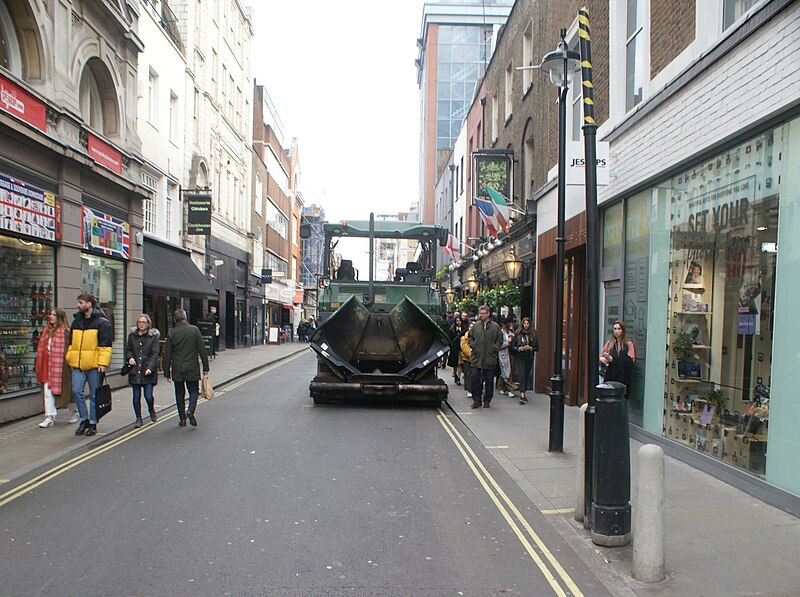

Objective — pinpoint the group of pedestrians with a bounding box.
[443,306,636,409]
[443,306,538,409]
[35,292,210,433]
[297,317,316,342]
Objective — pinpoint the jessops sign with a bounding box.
[186,193,212,235]
[566,141,610,186]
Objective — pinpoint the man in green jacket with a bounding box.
[162,309,209,427]
[467,305,503,408]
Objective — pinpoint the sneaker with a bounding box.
[470,400,482,409]
[38,417,55,428]
[519,399,526,405]
[134,417,143,428]
[68,411,80,424]
[466,392,472,398]
[84,424,97,437]
[75,419,89,435]
[454,378,461,385]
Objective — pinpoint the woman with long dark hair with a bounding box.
[511,317,538,404]
[35,308,71,428]
[448,314,466,385]
[600,320,636,389]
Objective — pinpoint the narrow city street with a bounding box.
[0,352,611,596]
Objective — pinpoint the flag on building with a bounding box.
[486,186,511,232]
[446,233,461,257]
[474,197,500,238]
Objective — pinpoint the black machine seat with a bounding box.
[405,261,421,273]
[336,259,356,280]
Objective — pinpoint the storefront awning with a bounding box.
[143,239,217,299]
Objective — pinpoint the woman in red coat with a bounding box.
[35,308,70,428]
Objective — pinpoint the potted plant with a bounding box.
[673,331,702,379]
[702,388,727,417]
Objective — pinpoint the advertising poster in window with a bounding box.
[0,173,58,242]
[82,206,130,260]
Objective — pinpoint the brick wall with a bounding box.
[651,0,695,79]
[600,3,800,204]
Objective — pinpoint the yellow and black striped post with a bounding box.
[579,7,632,547]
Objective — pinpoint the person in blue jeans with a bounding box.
[65,293,113,437]
[125,314,160,427]
[162,309,209,427]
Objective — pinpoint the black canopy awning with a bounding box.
[143,238,217,299]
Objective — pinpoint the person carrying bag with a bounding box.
[600,320,636,392]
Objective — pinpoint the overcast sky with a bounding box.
[249,1,427,223]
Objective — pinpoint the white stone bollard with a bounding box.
[575,403,588,524]
[633,444,666,583]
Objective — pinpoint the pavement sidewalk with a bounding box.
[443,376,800,597]
[0,341,310,484]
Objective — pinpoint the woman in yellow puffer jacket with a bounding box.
[460,321,474,399]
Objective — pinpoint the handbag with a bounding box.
[202,376,215,400]
[95,374,113,420]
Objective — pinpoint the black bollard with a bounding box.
[591,381,631,546]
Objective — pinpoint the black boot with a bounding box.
[84,423,97,436]
[75,419,89,436]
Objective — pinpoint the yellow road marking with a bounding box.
[0,352,306,509]
[485,445,509,449]
[541,508,575,515]
[0,479,8,484]
[437,410,584,597]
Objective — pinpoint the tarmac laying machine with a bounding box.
[299,214,450,406]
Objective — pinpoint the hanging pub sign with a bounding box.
[0,73,46,132]
[472,150,513,201]
[0,173,58,241]
[186,193,212,235]
[82,206,130,260]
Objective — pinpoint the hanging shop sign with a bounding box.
[0,73,46,132]
[566,141,610,186]
[0,173,58,241]
[82,206,130,260]
[186,193,212,235]
[473,151,512,201]
[87,134,123,175]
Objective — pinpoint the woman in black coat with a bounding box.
[510,317,538,405]
[125,314,160,427]
[448,314,467,384]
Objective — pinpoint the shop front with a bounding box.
[635,117,800,498]
[0,173,58,399]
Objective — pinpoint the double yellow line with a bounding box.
[0,352,307,509]
[436,410,584,597]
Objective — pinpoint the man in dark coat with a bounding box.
[162,309,209,427]
[467,305,503,409]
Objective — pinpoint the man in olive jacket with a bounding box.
[162,309,209,427]
[467,305,503,408]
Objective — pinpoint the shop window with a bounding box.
[80,254,126,372]
[664,129,780,477]
[0,237,54,397]
[602,201,623,269]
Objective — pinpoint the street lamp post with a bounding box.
[539,28,581,453]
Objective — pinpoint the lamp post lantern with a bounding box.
[503,248,523,281]
[539,28,580,453]
[445,287,456,304]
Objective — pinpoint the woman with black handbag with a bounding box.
[600,320,636,391]
[511,317,538,405]
[125,314,160,427]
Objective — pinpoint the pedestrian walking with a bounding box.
[511,317,538,405]
[162,309,209,427]
[125,314,160,428]
[467,305,503,408]
[496,319,519,396]
[34,308,71,428]
[65,293,113,437]
[600,320,636,390]
[447,314,466,385]
[460,321,474,398]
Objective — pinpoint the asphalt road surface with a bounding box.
[0,353,612,596]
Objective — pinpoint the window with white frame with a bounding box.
[625,0,645,112]
[193,88,200,145]
[148,69,159,124]
[141,171,158,234]
[166,183,177,238]
[265,251,287,276]
[254,176,263,216]
[169,91,179,141]
[504,61,513,121]
[723,0,757,30]
[79,66,104,132]
[266,200,288,239]
[522,21,534,92]
[291,256,297,281]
